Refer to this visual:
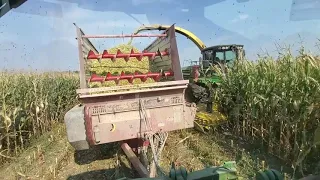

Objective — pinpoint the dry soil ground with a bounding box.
[0,121,292,180]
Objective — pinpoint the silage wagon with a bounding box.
[64,24,197,178]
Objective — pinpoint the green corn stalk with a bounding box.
[217,48,320,174]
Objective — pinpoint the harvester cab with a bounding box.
[201,44,245,69]
[187,44,245,120]
[194,44,245,86]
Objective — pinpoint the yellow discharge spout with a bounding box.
[128,24,206,51]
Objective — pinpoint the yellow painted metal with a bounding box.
[129,24,206,51]
[194,103,227,133]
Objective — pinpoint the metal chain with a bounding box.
[146,132,168,177]
[139,99,153,131]
[139,99,168,177]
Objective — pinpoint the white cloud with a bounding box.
[231,13,249,23]
[0,32,19,42]
[132,0,173,5]
[181,9,189,12]
[291,1,319,10]
[239,14,249,20]
[45,5,154,50]
[61,6,148,28]
[88,20,142,28]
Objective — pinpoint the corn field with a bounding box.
[218,50,320,174]
[0,71,79,163]
[0,49,319,174]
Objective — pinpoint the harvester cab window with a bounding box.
[215,51,224,62]
[225,50,236,61]
[202,50,214,69]
[202,60,210,68]
[203,50,214,61]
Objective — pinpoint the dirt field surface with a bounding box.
[0,122,291,180]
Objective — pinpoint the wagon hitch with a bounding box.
[121,131,168,178]
[121,142,150,178]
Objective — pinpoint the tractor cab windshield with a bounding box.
[201,46,239,70]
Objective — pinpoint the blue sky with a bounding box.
[1,0,320,71]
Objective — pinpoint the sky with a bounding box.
[1,0,320,71]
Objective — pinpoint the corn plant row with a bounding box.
[218,50,320,173]
[0,71,79,164]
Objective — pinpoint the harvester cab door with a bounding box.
[224,49,237,69]
[201,50,215,77]
[212,50,228,75]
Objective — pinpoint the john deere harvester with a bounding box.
[131,25,245,132]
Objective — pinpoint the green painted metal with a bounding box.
[255,169,284,180]
[197,76,221,85]
[182,44,244,88]
[116,161,286,180]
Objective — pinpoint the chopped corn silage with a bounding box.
[87,44,155,88]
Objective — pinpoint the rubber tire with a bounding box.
[270,169,284,180]
[265,169,276,180]
[256,171,270,180]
